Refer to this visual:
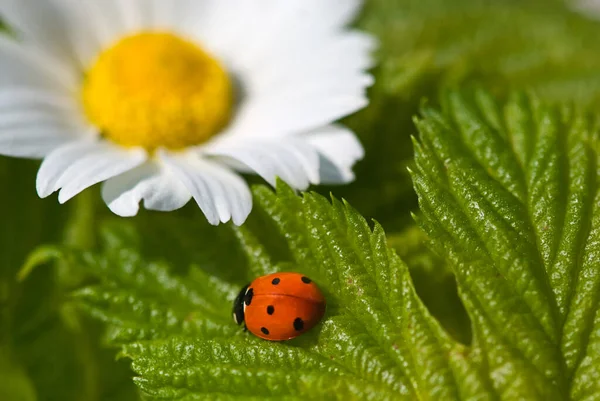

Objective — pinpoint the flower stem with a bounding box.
[62,188,98,250]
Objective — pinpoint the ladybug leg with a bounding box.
[243,324,248,332]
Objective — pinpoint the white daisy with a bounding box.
[0,0,374,225]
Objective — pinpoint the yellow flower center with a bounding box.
[82,32,233,150]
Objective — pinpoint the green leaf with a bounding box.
[388,226,471,345]
[79,104,600,397]
[412,89,600,399]
[63,88,600,399]
[74,183,478,400]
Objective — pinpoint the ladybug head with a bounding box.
[232,284,249,325]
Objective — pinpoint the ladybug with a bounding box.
[232,272,326,341]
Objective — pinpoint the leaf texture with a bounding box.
[412,90,600,400]
[75,183,473,400]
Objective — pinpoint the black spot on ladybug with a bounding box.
[261,327,270,335]
[272,278,280,285]
[301,276,311,284]
[293,317,304,331]
[244,288,254,306]
[267,305,275,315]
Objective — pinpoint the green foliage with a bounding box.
[70,89,600,400]
[72,184,460,400]
[0,347,36,401]
[74,86,600,399]
[388,226,471,344]
[412,90,600,399]
[0,159,139,401]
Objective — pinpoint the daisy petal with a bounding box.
[80,0,147,45]
[161,151,252,226]
[101,161,192,217]
[0,35,73,92]
[270,0,362,32]
[230,93,368,139]
[224,33,374,138]
[147,0,180,29]
[37,140,105,198]
[0,0,75,60]
[70,0,175,65]
[204,138,320,190]
[0,89,92,158]
[37,140,146,203]
[254,32,376,93]
[305,125,364,184]
[0,125,77,158]
[203,0,364,67]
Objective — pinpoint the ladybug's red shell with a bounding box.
[239,272,326,341]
